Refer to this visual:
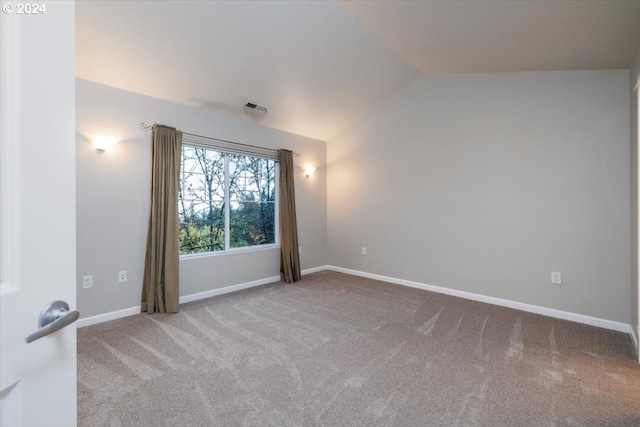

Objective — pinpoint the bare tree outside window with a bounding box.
[178,146,276,255]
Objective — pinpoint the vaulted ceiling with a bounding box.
[76,1,640,142]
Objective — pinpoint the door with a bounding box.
[0,2,77,426]
[636,70,640,363]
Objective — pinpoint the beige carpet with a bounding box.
[78,271,640,426]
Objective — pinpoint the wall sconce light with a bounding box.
[89,135,119,152]
[303,165,316,178]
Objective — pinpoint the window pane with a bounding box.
[179,201,225,254]
[230,201,275,247]
[179,147,225,254]
[228,154,276,248]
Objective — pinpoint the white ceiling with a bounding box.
[76,1,640,142]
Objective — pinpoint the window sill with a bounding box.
[180,244,280,261]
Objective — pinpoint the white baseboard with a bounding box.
[78,264,634,338]
[179,266,329,305]
[77,306,141,328]
[178,275,281,305]
[78,266,327,328]
[302,265,331,275]
[325,265,634,335]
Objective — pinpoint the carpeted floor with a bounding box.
[78,271,640,426]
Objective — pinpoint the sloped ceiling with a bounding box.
[76,1,640,142]
[344,0,640,74]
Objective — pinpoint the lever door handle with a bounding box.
[25,300,80,344]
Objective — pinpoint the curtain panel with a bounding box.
[141,125,182,313]
[278,149,302,283]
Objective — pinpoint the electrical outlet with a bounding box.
[83,275,93,289]
[551,272,561,285]
[118,270,127,283]
[362,247,367,256]
[298,246,302,254]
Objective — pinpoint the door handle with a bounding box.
[25,300,80,343]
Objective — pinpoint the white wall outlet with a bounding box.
[362,247,367,256]
[82,275,93,289]
[118,270,127,283]
[551,272,562,285]
[298,246,302,254]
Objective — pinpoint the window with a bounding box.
[178,145,277,255]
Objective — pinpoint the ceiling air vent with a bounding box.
[243,101,268,114]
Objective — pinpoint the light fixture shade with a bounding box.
[90,135,118,151]
[304,165,316,178]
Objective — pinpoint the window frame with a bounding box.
[178,139,280,259]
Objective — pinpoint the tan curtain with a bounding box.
[278,149,301,283]
[141,125,182,313]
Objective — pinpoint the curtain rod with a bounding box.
[140,122,300,157]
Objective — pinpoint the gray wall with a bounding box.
[631,51,640,342]
[327,70,631,324]
[76,79,327,319]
